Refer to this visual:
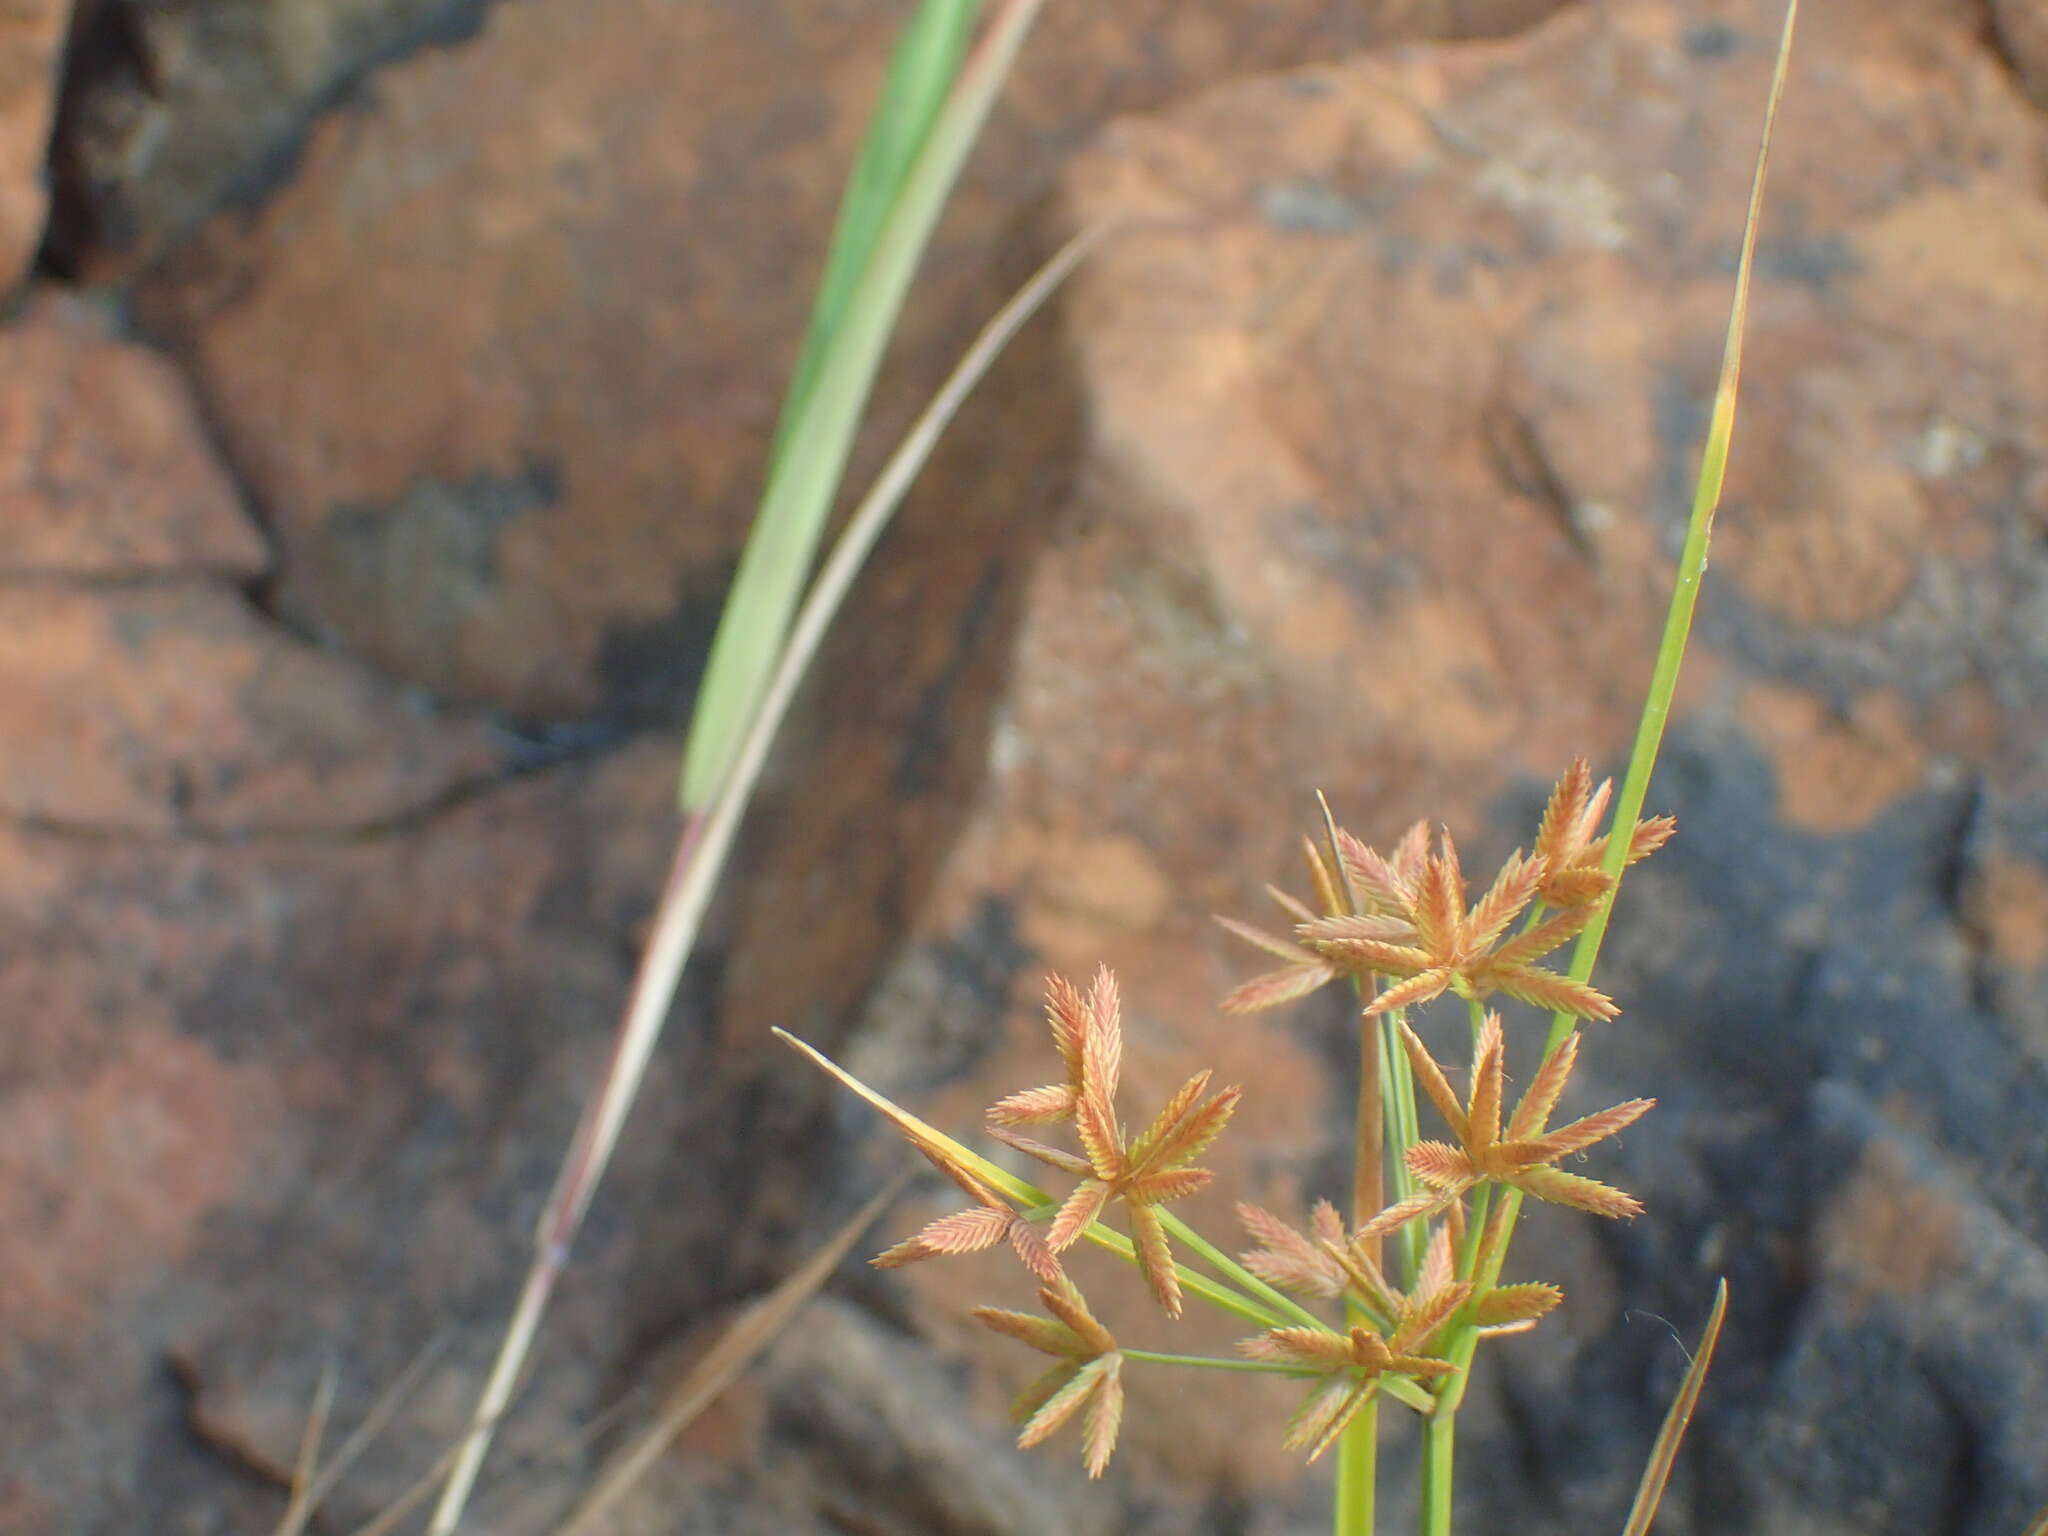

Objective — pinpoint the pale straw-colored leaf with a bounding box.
[552,1181,901,1536]
[1620,1279,1729,1536]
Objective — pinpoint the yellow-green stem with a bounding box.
[1123,1350,1321,1376]
[1157,1208,1330,1332]
[1411,10,1796,1515]
[1381,1010,1426,1282]
[1335,1396,1378,1536]
[1421,1412,1455,1536]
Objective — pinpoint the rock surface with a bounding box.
[133,0,1570,719]
[2,0,2046,1533]
[0,0,67,292]
[735,0,2048,1530]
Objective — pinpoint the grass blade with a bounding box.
[1417,8,1800,1525]
[680,0,1046,809]
[1620,1279,1729,1536]
[275,1332,450,1536]
[1548,0,1801,1048]
[278,1356,338,1535]
[423,220,1091,1535]
[773,1,980,465]
[552,1180,904,1536]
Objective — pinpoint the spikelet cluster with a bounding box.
[794,760,1670,1478]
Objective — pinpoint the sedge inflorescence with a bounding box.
[796,760,1670,1478]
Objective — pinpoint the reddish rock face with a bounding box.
[724,0,2048,1526]
[134,0,1572,720]
[0,292,265,577]
[0,0,66,293]
[4,0,2047,1532]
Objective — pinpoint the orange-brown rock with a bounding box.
[7,0,2048,1530]
[0,0,66,293]
[715,0,2048,1527]
[0,292,265,576]
[136,0,1572,718]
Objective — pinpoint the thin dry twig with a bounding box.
[552,1179,904,1534]
[275,1332,451,1536]
[278,1355,338,1535]
[1620,1279,1729,1536]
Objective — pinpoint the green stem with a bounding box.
[1411,9,1796,1502]
[1121,1349,1320,1376]
[1420,1411,1455,1536]
[1381,1009,1426,1283]
[1157,1208,1330,1332]
[1335,1395,1378,1536]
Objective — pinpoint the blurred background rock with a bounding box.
[0,0,2042,1531]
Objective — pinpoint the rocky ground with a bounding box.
[0,0,2043,1532]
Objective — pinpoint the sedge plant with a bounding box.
[782,3,1804,1531]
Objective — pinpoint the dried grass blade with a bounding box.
[1619,1279,1729,1536]
[276,1332,450,1536]
[277,1356,338,1536]
[551,1180,903,1536]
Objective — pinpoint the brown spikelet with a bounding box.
[1080,1357,1124,1478]
[988,1083,1078,1126]
[1124,1168,1214,1205]
[1529,760,1676,909]
[1124,1070,1216,1169]
[1405,1140,1476,1191]
[1398,1012,1651,1219]
[1047,1180,1111,1252]
[1466,852,1543,948]
[1529,1097,1656,1158]
[1512,1166,1646,1219]
[1397,1021,1469,1140]
[1128,1202,1182,1317]
[979,1279,1126,1476]
[1507,1031,1581,1140]
[1391,1278,1472,1355]
[1475,1282,1564,1327]
[1240,1326,1353,1369]
[1284,1375,1371,1460]
[985,1125,1093,1177]
[1366,968,1455,1016]
[1487,965,1618,1022]
[1008,1218,1061,1281]
[1237,1202,1348,1298]
[1534,759,1596,870]
[873,1206,1012,1266]
[1467,1015,1505,1149]
[1356,1190,1453,1240]
[1221,963,1339,1014]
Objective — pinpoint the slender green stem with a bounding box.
[1420,1412,1455,1536]
[1335,1395,1377,1536]
[1408,17,1799,1522]
[1122,1349,1318,1376]
[1381,1009,1426,1282]
[1158,1208,1329,1331]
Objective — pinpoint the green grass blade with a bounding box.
[1421,4,1801,1511]
[681,0,1044,809]
[772,1,980,463]
[1620,1279,1729,1536]
[1547,0,1800,1052]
